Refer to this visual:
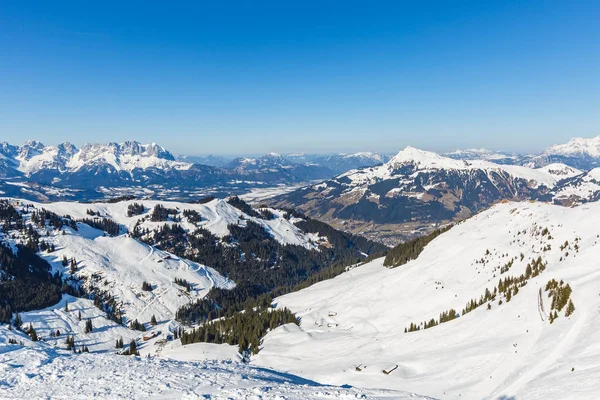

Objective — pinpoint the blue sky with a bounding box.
[0,1,599,155]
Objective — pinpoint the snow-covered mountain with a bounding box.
[225,151,390,180]
[526,136,600,170]
[551,167,600,205]
[268,146,567,244]
[0,195,384,345]
[0,141,355,202]
[307,152,390,175]
[224,152,334,181]
[443,148,526,165]
[255,200,600,399]
[2,140,185,177]
[175,154,232,167]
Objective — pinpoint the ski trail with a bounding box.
[490,307,588,398]
[138,244,154,264]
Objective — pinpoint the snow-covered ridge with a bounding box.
[538,163,582,178]
[27,197,320,249]
[552,167,600,204]
[339,146,561,188]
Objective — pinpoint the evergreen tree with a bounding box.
[84,318,93,333]
[150,314,157,325]
[28,324,38,341]
[565,299,576,317]
[13,313,22,328]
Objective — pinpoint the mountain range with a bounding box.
[0,141,389,201]
[267,144,600,245]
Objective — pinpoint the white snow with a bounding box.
[255,200,600,399]
[22,197,320,249]
[553,167,600,202]
[338,146,559,188]
[544,135,600,157]
[537,163,582,178]
[11,141,192,176]
[0,336,421,399]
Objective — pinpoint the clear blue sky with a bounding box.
[1,1,599,155]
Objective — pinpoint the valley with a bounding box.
[2,136,600,399]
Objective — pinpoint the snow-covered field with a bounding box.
[254,201,600,399]
[0,335,423,399]
[4,197,600,398]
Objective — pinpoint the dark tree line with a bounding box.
[174,277,192,292]
[182,209,202,223]
[181,305,298,355]
[0,240,62,314]
[30,208,77,232]
[227,196,261,218]
[384,225,452,267]
[79,217,121,236]
[190,195,215,204]
[127,203,145,217]
[150,204,179,222]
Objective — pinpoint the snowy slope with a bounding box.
[552,167,600,204]
[1,199,235,336]
[0,333,424,399]
[256,200,600,399]
[538,163,582,179]
[28,197,321,249]
[1,197,325,329]
[20,295,138,353]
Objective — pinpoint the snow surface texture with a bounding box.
[0,333,421,399]
[255,200,600,399]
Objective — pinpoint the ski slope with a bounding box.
[0,328,425,400]
[256,200,600,399]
